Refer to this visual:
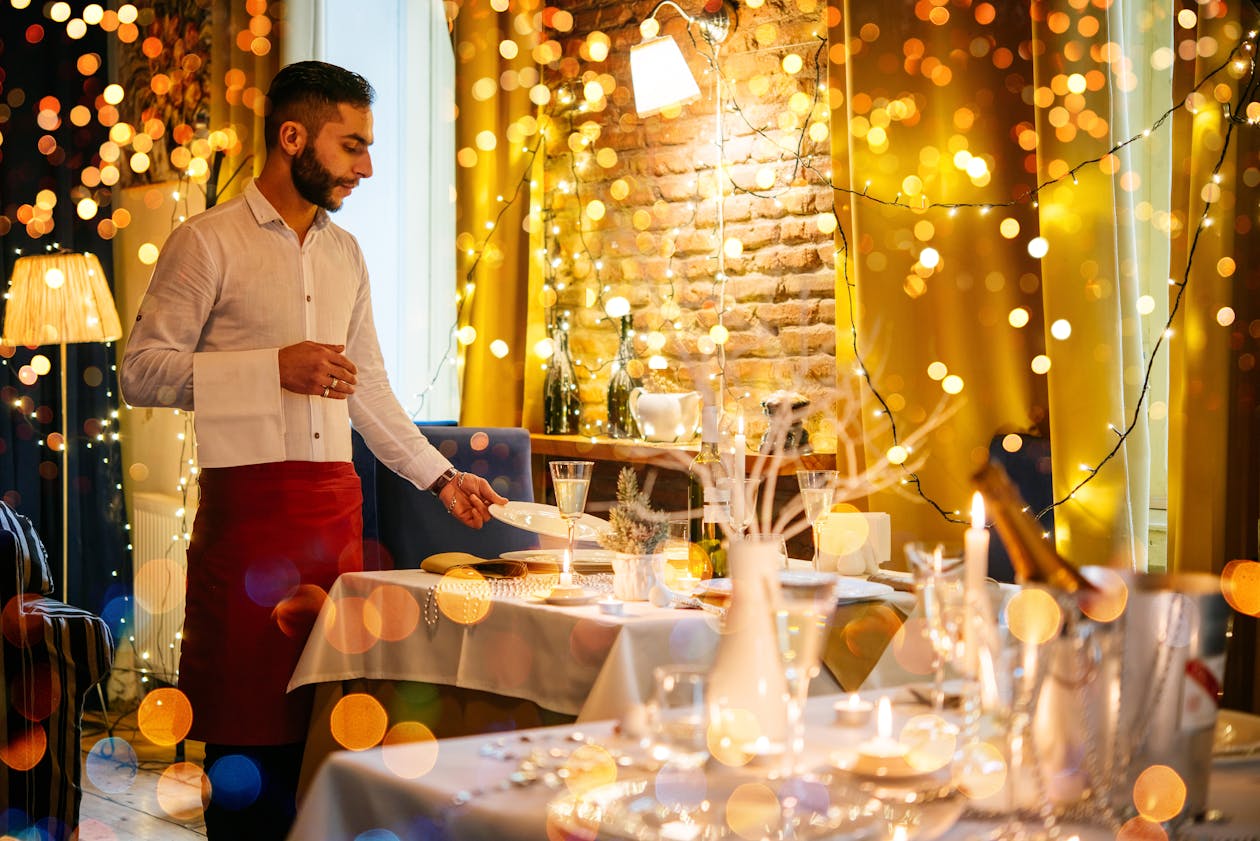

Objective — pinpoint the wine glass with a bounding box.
[549,460,594,593]
[771,569,839,776]
[904,541,967,712]
[795,470,838,571]
[731,476,764,538]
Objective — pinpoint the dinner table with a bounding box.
[287,562,916,791]
[288,687,1260,841]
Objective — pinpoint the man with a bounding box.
[120,61,507,839]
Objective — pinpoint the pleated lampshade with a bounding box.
[2,252,122,346]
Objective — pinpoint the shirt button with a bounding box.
[306,295,312,302]
[314,432,320,439]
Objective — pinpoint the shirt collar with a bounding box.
[243,179,331,234]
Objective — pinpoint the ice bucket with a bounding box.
[1117,572,1230,824]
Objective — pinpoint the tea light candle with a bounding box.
[834,693,874,728]
[853,697,916,777]
[558,571,574,588]
[598,597,625,616]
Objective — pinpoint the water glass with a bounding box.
[647,664,709,769]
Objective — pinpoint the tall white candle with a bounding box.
[963,492,990,677]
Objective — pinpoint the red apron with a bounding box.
[179,461,363,745]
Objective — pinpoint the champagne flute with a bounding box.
[771,569,839,776]
[904,541,967,712]
[550,460,594,593]
[796,470,838,571]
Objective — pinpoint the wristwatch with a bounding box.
[428,467,459,496]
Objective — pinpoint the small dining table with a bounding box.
[288,689,1260,841]
[288,566,915,789]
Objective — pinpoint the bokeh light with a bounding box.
[330,693,388,751]
[137,687,194,746]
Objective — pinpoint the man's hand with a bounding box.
[279,341,359,399]
[437,472,510,528]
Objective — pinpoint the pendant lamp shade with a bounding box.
[629,35,702,117]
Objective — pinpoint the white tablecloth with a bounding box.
[289,570,846,721]
[289,691,1260,841]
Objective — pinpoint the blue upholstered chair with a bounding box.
[986,433,1054,584]
[0,502,114,841]
[353,425,540,570]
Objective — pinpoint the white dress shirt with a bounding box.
[120,180,451,490]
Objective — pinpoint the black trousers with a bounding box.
[203,742,305,841]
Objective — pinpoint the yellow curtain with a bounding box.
[211,0,278,200]
[1167,9,1253,576]
[828,2,1249,571]
[451,0,539,427]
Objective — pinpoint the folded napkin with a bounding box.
[420,552,528,579]
[866,570,916,593]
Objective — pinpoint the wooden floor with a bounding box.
[79,706,208,840]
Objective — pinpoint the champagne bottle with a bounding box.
[688,405,730,578]
[606,315,640,439]
[543,326,581,434]
[972,461,1098,593]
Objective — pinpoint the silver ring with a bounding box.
[321,386,330,398]
[446,501,456,515]
[331,377,339,389]
[457,472,466,490]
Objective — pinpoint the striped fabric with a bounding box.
[1,510,115,841]
[0,501,55,602]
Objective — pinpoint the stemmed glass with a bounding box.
[904,541,967,712]
[796,470,838,570]
[549,460,593,594]
[770,569,839,776]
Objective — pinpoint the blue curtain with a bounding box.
[0,9,131,620]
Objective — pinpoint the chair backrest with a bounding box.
[354,425,540,569]
[0,501,55,603]
[986,433,1054,584]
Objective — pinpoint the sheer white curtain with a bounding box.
[283,0,458,421]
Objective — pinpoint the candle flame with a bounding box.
[971,491,985,530]
[737,415,745,435]
[877,696,892,740]
[848,693,861,709]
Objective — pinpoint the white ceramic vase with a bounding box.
[705,535,789,761]
[612,553,660,601]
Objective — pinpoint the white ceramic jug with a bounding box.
[628,389,701,443]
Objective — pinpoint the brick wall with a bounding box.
[539,0,839,447]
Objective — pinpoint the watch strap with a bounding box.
[429,467,459,496]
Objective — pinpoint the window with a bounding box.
[286,0,458,420]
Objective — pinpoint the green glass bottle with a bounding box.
[543,326,581,434]
[606,315,640,439]
[688,405,730,577]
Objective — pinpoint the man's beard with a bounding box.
[292,145,350,211]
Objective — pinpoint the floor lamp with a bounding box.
[2,251,123,602]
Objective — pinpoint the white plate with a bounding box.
[1214,709,1260,761]
[489,501,611,542]
[835,576,895,603]
[547,776,888,841]
[500,548,618,574]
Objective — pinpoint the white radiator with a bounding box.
[130,492,190,685]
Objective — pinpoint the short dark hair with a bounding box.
[264,61,375,149]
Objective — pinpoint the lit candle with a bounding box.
[834,692,874,727]
[853,697,916,777]
[963,491,990,677]
[598,597,625,616]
